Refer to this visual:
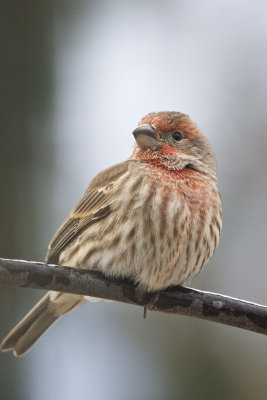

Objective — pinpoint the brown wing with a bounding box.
[46,161,130,264]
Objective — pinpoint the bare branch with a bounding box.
[0,257,266,336]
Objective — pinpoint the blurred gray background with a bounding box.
[0,1,267,399]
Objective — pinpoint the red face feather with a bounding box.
[138,111,204,140]
[158,144,181,156]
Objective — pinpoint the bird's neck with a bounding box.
[130,146,216,196]
[130,145,217,182]
[131,146,185,172]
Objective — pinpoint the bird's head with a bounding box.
[132,111,216,179]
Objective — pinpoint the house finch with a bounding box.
[0,111,222,356]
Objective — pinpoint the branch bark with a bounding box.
[0,257,266,336]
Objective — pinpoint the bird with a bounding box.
[0,111,222,356]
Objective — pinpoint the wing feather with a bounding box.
[46,161,130,264]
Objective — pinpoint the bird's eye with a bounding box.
[172,131,183,141]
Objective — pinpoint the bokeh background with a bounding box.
[1,1,267,399]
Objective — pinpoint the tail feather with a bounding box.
[0,293,51,352]
[0,292,86,356]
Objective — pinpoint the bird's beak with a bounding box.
[132,124,159,150]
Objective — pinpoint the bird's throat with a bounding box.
[131,146,183,172]
[131,147,214,199]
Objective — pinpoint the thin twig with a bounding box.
[0,257,266,336]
